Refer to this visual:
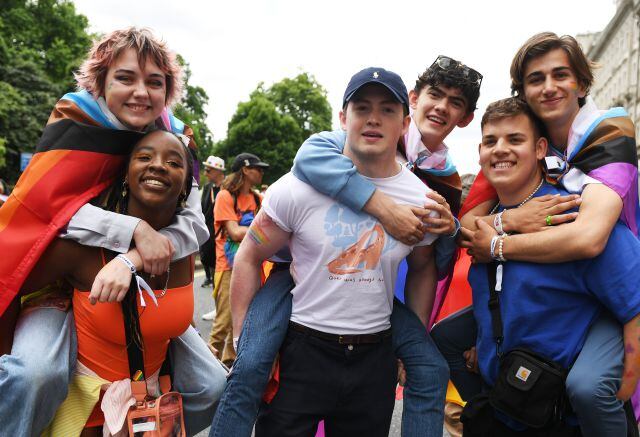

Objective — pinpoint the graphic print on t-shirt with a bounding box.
[324,204,397,275]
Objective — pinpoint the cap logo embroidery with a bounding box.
[373,71,379,79]
[244,159,250,167]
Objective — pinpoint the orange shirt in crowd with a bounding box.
[213,190,261,272]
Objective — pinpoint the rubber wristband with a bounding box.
[448,217,461,238]
[116,254,136,273]
[490,235,499,260]
[494,211,506,235]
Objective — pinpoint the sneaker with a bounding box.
[201,279,213,288]
[202,309,216,321]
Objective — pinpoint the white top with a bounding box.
[263,167,438,334]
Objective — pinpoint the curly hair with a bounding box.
[414,64,481,114]
[74,27,183,107]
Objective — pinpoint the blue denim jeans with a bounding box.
[0,308,76,436]
[391,298,449,437]
[0,308,226,436]
[566,311,626,437]
[169,325,229,436]
[210,268,295,437]
[210,270,449,437]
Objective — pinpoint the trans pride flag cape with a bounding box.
[0,90,195,315]
[394,118,463,326]
[461,98,639,235]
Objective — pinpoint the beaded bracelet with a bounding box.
[497,236,507,262]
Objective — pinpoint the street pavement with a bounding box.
[191,268,449,437]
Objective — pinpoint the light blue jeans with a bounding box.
[210,269,449,437]
[0,308,76,437]
[0,308,227,436]
[566,311,626,437]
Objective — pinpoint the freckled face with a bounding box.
[104,48,167,131]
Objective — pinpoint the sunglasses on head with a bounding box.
[430,55,483,88]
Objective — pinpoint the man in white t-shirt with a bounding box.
[229,67,439,436]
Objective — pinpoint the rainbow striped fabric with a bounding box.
[0,91,194,315]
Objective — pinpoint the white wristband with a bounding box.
[493,210,506,235]
[116,254,136,273]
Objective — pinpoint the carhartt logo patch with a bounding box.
[516,366,532,382]
[373,71,379,79]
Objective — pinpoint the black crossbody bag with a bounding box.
[485,262,570,428]
[461,262,574,436]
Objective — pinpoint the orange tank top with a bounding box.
[73,253,194,382]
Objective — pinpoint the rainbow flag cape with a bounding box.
[0,91,194,315]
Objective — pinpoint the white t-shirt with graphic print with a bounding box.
[262,166,438,335]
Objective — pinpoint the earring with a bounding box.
[121,180,129,199]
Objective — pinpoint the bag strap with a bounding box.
[486,261,504,358]
[121,276,174,396]
[122,278,146,382]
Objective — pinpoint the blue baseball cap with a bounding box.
[342,67,409,111]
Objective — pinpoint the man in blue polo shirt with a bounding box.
[467,97,640,434]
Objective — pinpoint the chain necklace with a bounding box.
[152,265,171,298]
[490,178,544,214]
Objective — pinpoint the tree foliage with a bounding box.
[216,73,331,184]
[173,56,214,161]
[0,2,212,186]
[0,0,92,183]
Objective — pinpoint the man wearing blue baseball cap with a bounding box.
[223,68,441,436]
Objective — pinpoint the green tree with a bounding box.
[216,73,331,183]
[0,0,92,183]
[264,72,332,140]
[173,56,214,161]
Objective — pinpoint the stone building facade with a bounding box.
[577,0,640,158]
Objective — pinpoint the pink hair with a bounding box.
[74,27,183,107]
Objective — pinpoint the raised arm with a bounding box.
[293,130,430,244]
[404,243,437,327]
[230,210,291,337]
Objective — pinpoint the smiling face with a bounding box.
[340,83,410,168]
[523,48,586,134]
[409,84,473,150]
[479,114,547,205]
[126,130,189,214]
[103,48,167,131]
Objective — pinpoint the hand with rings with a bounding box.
[422,190,457,236]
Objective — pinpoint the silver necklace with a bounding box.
[490,178,544,214]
